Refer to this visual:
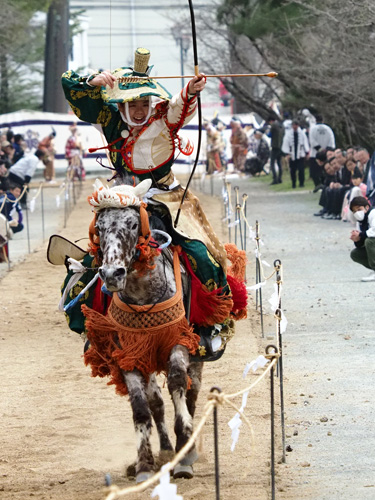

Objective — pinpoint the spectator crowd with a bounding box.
[203,111,375,215]
[203,109,375,281]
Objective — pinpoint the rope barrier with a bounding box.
[104,355,278,500]
[101,177,288,500]
[1,175,80,273]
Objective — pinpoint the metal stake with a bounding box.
[242,194,247,252]
[266,345,278,500]
[210,386,222,500]
[24,202,31,254]
[255,220,264,335]
[274,259,286,463]
[41,186,45,241]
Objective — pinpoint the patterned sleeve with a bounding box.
[61,70,117,129]
[166,84,197,130]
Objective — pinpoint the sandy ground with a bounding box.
[3,172,374,500]
[0,179,279,500]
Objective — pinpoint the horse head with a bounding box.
[90,178,152,292]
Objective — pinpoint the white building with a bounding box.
[69,0,223,104]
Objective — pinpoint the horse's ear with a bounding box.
[134,179,152,198]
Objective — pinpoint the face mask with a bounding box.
[353,210,365,221]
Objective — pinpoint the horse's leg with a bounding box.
[122,369,155,483]
[187,361,203,418]
[167,345,195,479]
[146,374,174,458]
[182,361,204,466]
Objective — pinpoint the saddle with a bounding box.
[150,185,228,272]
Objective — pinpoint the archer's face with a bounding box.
[128,99,150,124]
[118,98,150,127]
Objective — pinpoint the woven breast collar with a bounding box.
[108,249,186,331]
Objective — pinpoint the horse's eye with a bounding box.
[131,223,137,230]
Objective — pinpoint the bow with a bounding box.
[174,0,201,228]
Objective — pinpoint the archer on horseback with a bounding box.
[61,47,248,359]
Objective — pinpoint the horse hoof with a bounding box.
[136,471,154,483]
[173,464,194,479]
[180,448,199,466]
[126,463,136,478]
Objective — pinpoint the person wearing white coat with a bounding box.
[282,120,310,188]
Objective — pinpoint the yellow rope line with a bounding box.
[226,182,234,216]
[263,268,276,281]
[105,191,286,500]
[0,195,6,213]
[225,357,277,399]
[221,395,255,449]
[30,182,43,201]
[105,400,216,500]
[104,356,278,500]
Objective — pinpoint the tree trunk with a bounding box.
[0,54,9,114]
[43,0,70,113]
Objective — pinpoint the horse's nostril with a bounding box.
[113,268,126,280]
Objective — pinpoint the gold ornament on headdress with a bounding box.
[133,47,151,74]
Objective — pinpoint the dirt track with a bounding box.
[3,173,373,500]
[0,179,278,500]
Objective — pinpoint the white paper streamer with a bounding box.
[247,281,266,291]
[228,412,242,452]
[280,310,288,334]
[248,229,256,240]
[268,284,279,312]
[222,211,233,221]
[241,391,249,411]
[243,355,269,378]
[262,259,271,267]
[227,220,240,228]
[29,198,36,213]
[151,464,182,500]
[55,195,60,208]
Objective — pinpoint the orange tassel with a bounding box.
[225,243,247,281]
[82,304,200,396]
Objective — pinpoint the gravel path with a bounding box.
[198,173,375,499]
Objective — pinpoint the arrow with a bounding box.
[117,72,278,83]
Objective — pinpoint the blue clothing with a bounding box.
[0,192,23,233]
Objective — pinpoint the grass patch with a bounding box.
[250,169,315,192]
